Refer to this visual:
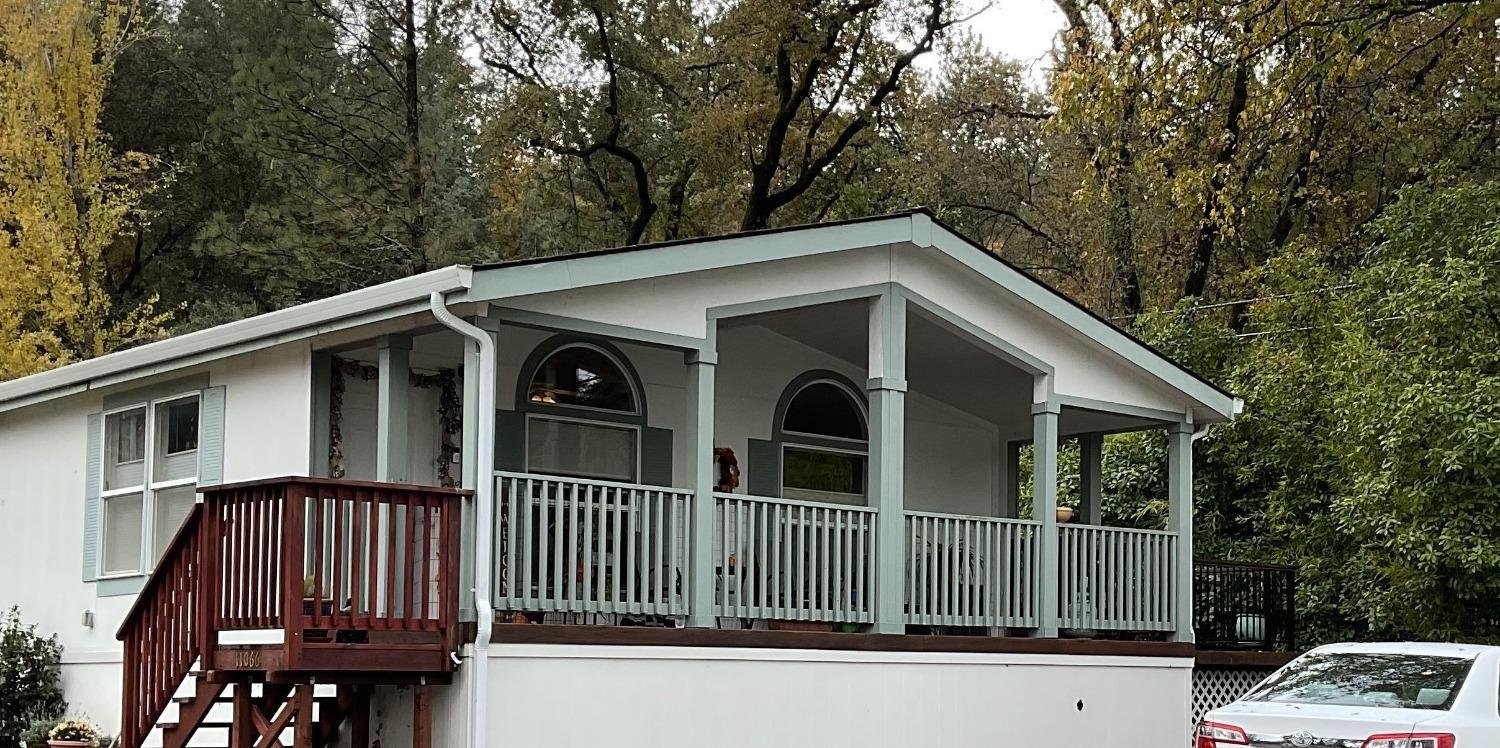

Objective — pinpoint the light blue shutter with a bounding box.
[82,413,102,582]
[198,386,226,486]
[640,427,673,486]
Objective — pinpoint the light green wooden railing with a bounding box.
[713,493,876,623]
[495,472,690,616]
[903,511,1042,628]
[1057,523,1177,632]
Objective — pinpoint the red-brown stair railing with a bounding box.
[117,504,205,748]
[201,478,467,664]
[116,478,467,748]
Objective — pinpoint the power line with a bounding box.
[1108,284,1357,321]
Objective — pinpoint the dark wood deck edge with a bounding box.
[1194,649,1300,668]
[490,624,1195,658]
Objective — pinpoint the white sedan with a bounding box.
[1199,642,1500,748]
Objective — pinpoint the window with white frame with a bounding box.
[779,379,868,505]
[523,343,641,482]
[101,393,200,576]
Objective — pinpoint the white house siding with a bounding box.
[500,243,1192,419]
[0,343,314,735]
[484,645,1193,747]
[0,393,118,726]
[215,344,313,482]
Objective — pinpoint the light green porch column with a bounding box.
[377,334,412,483]
[1168,421,1195,643]
[1078,432,1103,525]
[310,352,332,477]
[1032,399,1061,637]
[869,290,906,635]
[459,320,501,622]
[686,348,717,628]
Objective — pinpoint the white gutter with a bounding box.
[428,292,494,748]
[0,266,471,413]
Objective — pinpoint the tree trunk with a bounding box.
[402,0,426,272]
[1182,47,1250,301]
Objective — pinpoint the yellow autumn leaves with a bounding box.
[0,0,170,380]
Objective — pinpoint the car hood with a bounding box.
[1210,701,1444,745]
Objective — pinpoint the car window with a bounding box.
[1244,652,1473,711]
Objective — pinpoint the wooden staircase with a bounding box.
[116,478,469,748]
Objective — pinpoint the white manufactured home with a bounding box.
[0,210,1240,747]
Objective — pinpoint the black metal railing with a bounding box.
[1194,559,1296,651]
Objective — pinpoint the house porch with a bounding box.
[316,285,1198,641]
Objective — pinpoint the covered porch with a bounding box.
[315,283,1200,640]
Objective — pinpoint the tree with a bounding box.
[0,608,66,747]
[1047,0,1500,316]
[0,0,171,381]
[479,0,962,250]
[99,0,492,324]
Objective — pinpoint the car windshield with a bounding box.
[1244,652,1473,710]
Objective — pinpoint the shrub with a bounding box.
[0,608,66,747]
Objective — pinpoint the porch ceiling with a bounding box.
[731,301,1171,438]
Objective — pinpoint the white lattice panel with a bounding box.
[1193,666,1274,725]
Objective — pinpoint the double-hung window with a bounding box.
[100,393,200,576]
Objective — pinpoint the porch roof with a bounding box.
[0,209,1241,420]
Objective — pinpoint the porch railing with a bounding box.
[903,511,1041,628]
[714,493,875,623]
[1194,559,1296,650]
[1058,524,1177,632]
[496,472,691,616]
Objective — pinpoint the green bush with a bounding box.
[0,608,67,747]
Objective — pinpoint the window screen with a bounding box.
[102,493,144,576]
[783,447,866,504]
[527,417,637,482]
[105,408,147,491]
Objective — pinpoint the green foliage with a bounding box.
[0,609,66,748]
[1118,182,1500,644]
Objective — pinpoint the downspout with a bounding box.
[428,292,494,748]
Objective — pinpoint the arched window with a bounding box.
[521,340,644,482]
[776,374,867,505]
[528,345,637,413]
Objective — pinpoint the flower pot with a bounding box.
[1056,506,1076,524]
[1236,613,1267,643]
[48,740,94,748]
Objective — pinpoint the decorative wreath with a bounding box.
[714,447,740,493]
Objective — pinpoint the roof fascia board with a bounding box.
[924,227,1237,419]
[486,307,705,351]
[705,283,888,322]
[1051,394,1183,424]
[0,267,469,411]
[467,218,911,301]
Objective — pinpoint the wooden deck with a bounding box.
[116,478,469,748]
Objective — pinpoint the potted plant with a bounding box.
[20,717,55,748]
[46,720,98,748]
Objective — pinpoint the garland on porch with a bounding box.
[327,356,461,487]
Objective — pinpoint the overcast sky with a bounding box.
[932,0,1068,87]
